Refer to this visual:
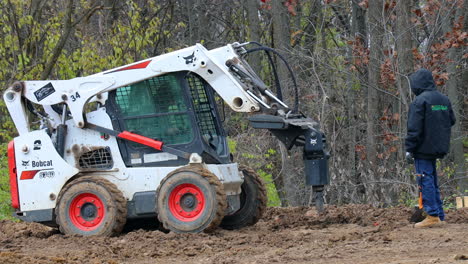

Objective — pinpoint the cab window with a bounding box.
[113,74,194,146]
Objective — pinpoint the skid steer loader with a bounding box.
[4,42,329,236]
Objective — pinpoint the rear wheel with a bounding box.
[220,166,267,230]
[156,166,226,233]
[56,176,127,236]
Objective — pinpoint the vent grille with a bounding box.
[78,147,113,170]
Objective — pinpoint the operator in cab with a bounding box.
[405,68,456,228]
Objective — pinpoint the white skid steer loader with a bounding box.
[4,42,329,236]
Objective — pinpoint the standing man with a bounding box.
[405,68,456,228]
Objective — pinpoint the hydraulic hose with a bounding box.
[245,44,299,113]
[245,41,283,101]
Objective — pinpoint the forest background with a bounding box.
[0,0,466,219]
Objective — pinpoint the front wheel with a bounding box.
[220,166,267,230]
[156,166,226,233]
[55,176,127,236]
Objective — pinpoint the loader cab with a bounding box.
[106,71,230,167]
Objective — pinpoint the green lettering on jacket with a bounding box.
[431,105,448,111]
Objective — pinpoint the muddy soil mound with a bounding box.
[264,205,414,230]
[0,220,57,239]
[446,208,468,223]
[264,204,468,230]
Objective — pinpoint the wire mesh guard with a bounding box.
[115,75,187,117]
[114,74,193,145]
[78,147,113,169]
[186,74,218,137]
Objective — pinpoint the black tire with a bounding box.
[156,166,226,233]
[55,176,127,236]
[220,166,267,230]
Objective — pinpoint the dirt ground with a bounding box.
[0,205,467,264]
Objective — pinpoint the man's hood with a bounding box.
[409,68,436,95]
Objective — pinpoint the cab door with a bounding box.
[106,71,229,167]
[107,72,197,167]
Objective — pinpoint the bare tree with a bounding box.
[366,0,384,176]
[244,0,262,73]
[446,0,468,192]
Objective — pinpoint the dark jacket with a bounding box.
[405,69,456,159]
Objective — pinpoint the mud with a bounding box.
[1,205,467,264]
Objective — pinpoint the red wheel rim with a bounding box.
[168,183,205,222]
[69,193,105,231]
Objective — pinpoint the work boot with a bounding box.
[414,215,442,228]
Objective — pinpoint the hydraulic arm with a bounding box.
[226,42,330,209]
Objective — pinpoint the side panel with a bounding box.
[15,130,79,211]
[63,108,128,175]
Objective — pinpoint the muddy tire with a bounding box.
[156,166,226,233]
[56,176,127,236]
[220,166,267,230]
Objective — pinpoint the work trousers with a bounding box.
[414,159,445,221]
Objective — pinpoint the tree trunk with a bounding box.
[302,0,321,61]
[366,0,384,203]
[40,0,75,79]
[395,0,414,161]
[244,0,262,73]
[103,0,119,29]
[347,0,367,203]
[366,0,383,167]
[446,0,468,193]
[395,0,413,110]
[186,0,198,44]
[271,0,290,87]
[271,1,303,205]
[196,0,210,47]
